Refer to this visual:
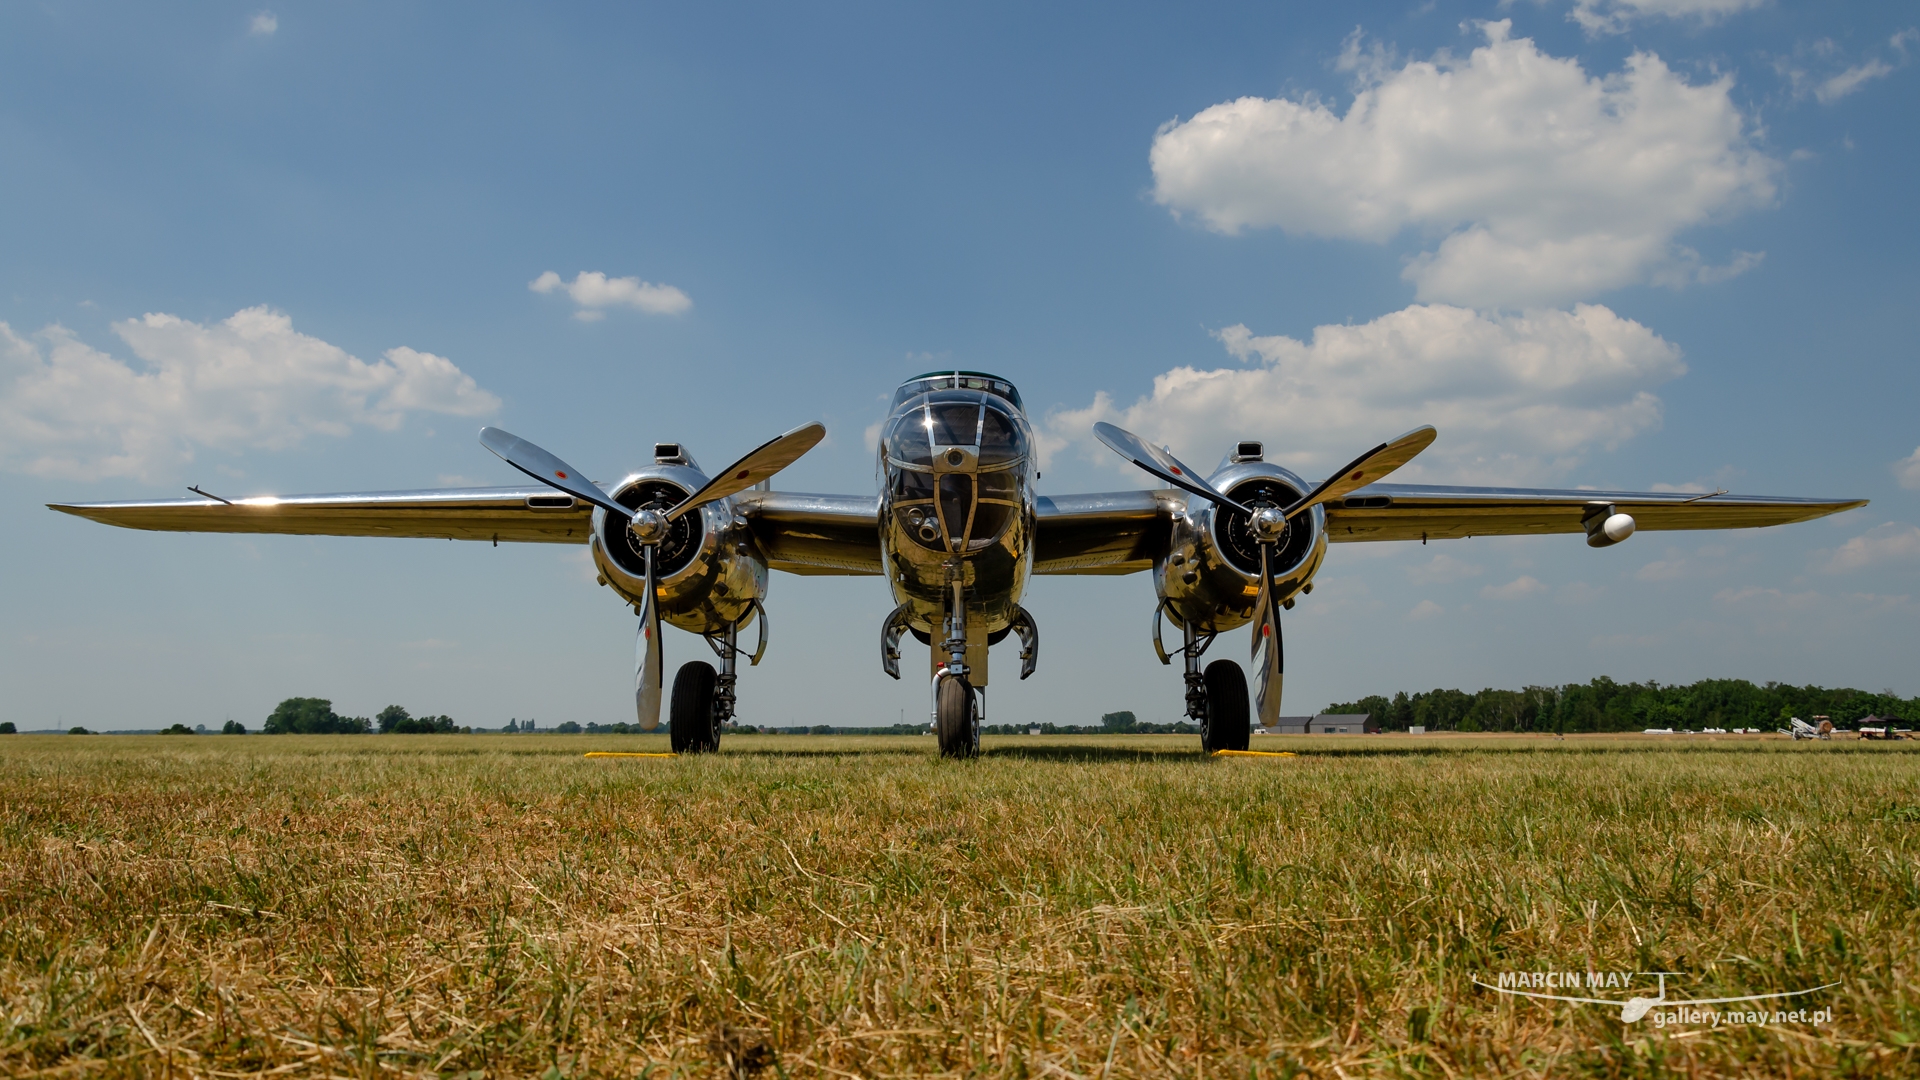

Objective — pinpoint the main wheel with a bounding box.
[1202,659,1250,753]
[936,675,977,759]
[670,661,720,754]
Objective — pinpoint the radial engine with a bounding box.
[587,444,768,635]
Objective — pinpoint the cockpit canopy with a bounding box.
[886,389,1025,469]
[889,371,1023,414]
[883,382,1029,553]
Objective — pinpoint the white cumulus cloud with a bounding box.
[1148,22,1776,308]
[529,271,692,321]
[0,306,498,482]
[1045,303,1684,485]
[1567,0,1764,37]
[1407,554,1484,586]
[1894,447,1920,490]
[249,11,278,36]
[1482,575,1548,600]
[1819,523,1920,574]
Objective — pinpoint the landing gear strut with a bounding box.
[1162,606,1249,753]
[933,567,980,758]
[670,602,767,754]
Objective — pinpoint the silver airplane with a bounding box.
[50,370,1866,757]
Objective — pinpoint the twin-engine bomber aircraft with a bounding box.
[52,371,1866,756]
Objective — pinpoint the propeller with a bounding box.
[1093,422,1436,726]
[481,421,826,730]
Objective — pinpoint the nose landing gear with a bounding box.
[934,668,979,758]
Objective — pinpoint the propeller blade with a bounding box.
[1285,425,1436,521]
[1251,543,1284,728]
[634,546,665,731]
[479,427,630,519]
[1092,422,1248,513]
[665,421,827,523]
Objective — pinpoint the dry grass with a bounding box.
[0,732,1916,1077]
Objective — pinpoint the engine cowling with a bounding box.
[588,464,768,634]
[1156,461,1328,633]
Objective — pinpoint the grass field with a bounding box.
[1,733,1916,1078]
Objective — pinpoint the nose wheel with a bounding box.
[935,672,979,758]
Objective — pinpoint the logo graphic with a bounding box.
[1473,970,1837,1024]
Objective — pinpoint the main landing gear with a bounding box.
[1154,604,1250,753]
[670,601,768,755]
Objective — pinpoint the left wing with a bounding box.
[49,486,895,572]
[49,487,593,544]
[1324,484,1867,542]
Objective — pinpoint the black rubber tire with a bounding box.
[1202,659,1251,753]
[670,661,719,754]
[936,675,977,759]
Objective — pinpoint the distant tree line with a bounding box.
[1325,678,1915,733]
[260,698,469,734]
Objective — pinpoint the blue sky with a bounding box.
[2,1,1915,731]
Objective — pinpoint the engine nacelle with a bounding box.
[1156,459,1328,633]
[588,462,767,635]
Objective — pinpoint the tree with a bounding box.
[161,723,194,735]
[1100,710,1138,733]
[69,726,90,735]
[222,720,246,734]
[554,721,582,733]
[0,722,14,734]
[380,707,457,734]
[263,698,371,734]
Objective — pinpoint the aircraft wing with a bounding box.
[1032,491,1179,574]
[733,490,1187,576]
[1323,484,1867,543]
[734,491,883,576]
[48,487,594,544]
[1021,484,1865,573]
[47,485,895,572]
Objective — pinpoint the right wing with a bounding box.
[1032,490,1178,575]
[49,486,592,544]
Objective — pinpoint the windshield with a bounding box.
[883,392,1028,470]
[885,390,1028,552]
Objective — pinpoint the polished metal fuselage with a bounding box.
[875,380,1038,670]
